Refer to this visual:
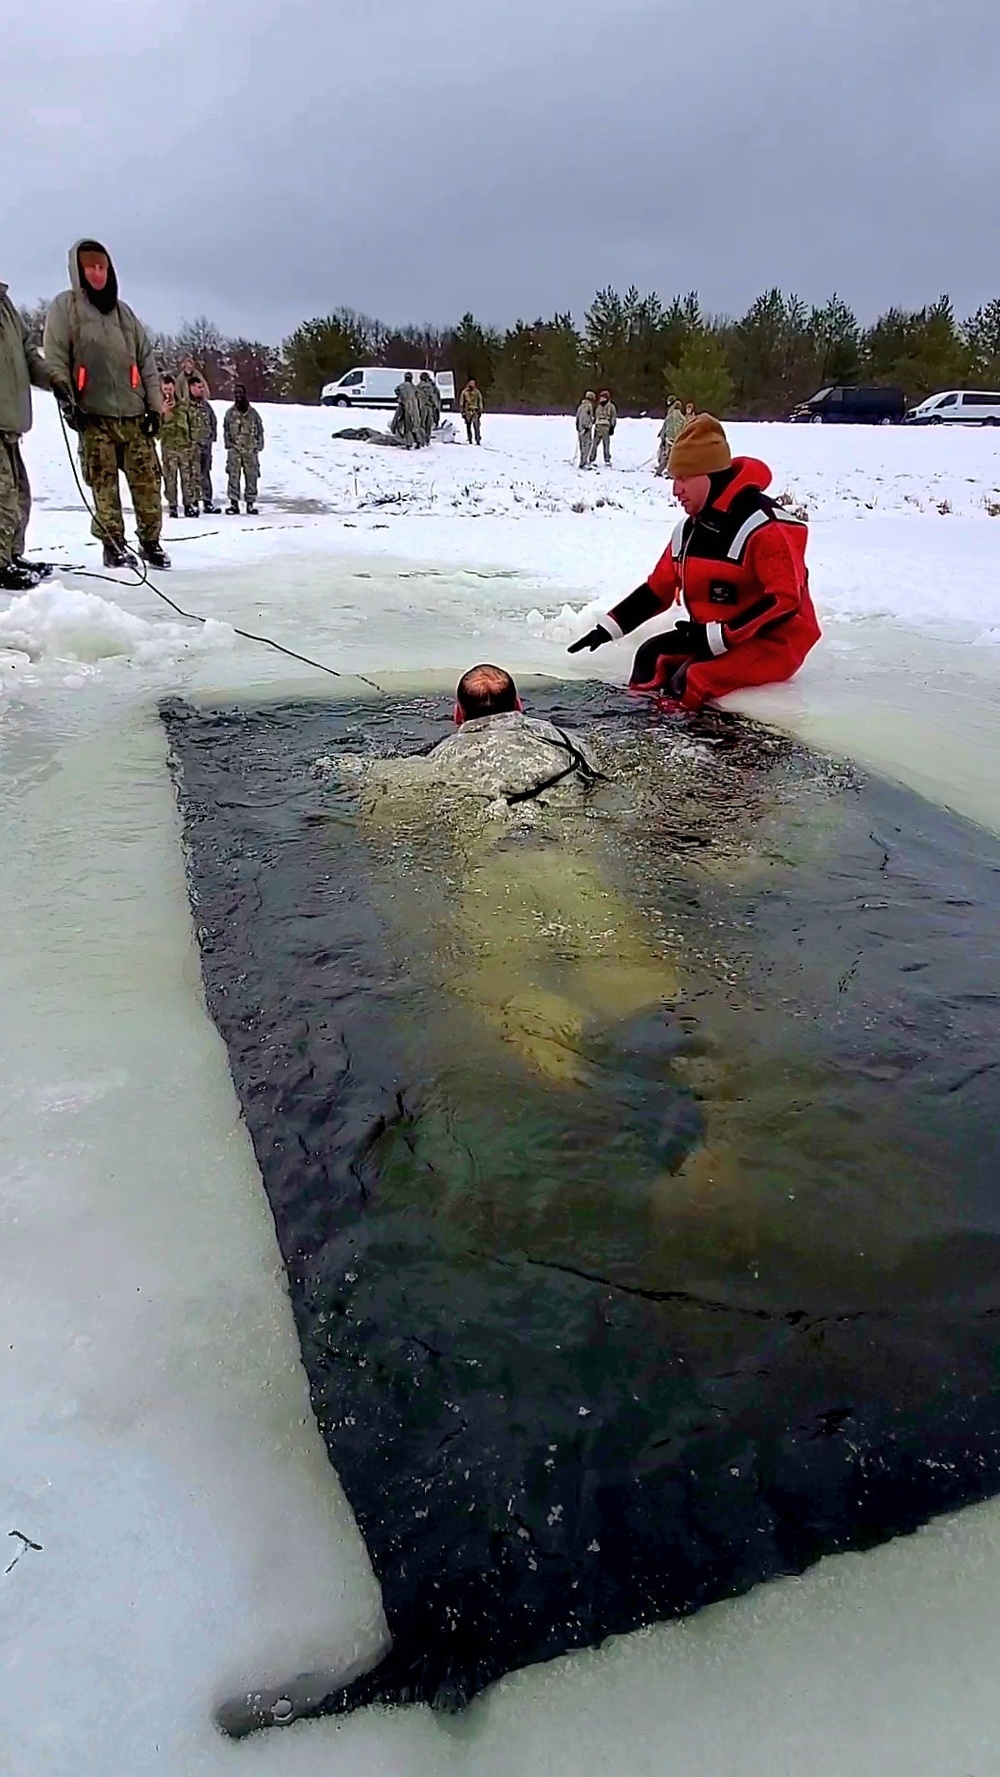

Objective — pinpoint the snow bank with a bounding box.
[0,581,233,676]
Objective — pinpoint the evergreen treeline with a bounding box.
[19,288,1000,414]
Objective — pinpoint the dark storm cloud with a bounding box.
[3,0,997,337]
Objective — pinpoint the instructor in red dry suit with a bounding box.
[568,415,821,709]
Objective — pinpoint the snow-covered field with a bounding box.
[4,407,1000,1776]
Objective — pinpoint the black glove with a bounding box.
[141,411,161,439]
[669,619,713,658]
[568,624,612,654]
[58,397,82,433]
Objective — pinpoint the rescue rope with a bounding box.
[52,404,387,694]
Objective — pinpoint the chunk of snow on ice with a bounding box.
[0,583,233,669]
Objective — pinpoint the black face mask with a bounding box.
[235,392,249,412]
[79,260,118,314]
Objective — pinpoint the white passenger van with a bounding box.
[906,390,1000,425]
[320,368,456,409]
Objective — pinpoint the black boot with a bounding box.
[226,501,240,515]
[13,557,55,582]
[141,540,171,570]
[0,562,39,592]
[203,501,219,514]
[245,501,258,515]
[168,505,179,519]
[183,504,200,518]
[102,539,132,569]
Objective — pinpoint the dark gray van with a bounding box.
[790,386,907,424]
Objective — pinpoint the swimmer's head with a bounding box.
[454,664,523,725]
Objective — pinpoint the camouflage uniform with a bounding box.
[416,374,441,445]
[393,378,421,448]
[188,393,218,505]
[591,396,617,465]
[459,382,483,444]
[656,403,686,475]
[223,401,264,503]
[43,238,163,550]
[159,396,198,512]
[575,395,595,468]
[0,284,52,568]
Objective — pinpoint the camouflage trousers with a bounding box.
[161,444,199,511]
[198,444,214,505]
[577,425,593,467]
[590,427,612,465]
[227,448,259,501]
[0,433,31,566]
[80,416,162,548]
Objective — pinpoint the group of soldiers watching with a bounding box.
[159,362,265,522]
[572,393,695,473]
[0,236,266,586]
[574,390,619,468]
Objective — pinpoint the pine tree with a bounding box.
[665,330,734,416]
[444,313,501,394]
[963,299,1000,384]
[535,313,582,408]
[280,310,380,403]
[863,296,968,400]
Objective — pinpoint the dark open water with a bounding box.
[162,685,1000,1730]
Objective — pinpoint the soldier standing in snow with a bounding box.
[44,238,168,569]
[575,391,596,468]
[591,390,617,465]
[655,399,686,476]
[393,373,422,449]
[417,371,441,445]
[223,383,264,514]
[187,375,218,511]
[159,373,199,518]
[0,280,56,590]
[459,378,484,444]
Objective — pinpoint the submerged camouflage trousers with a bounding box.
[0,433,31,566]
[161,444,199,511]
[80,416,162,548]
[227,447,259,501]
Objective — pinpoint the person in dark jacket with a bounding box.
[44,239,168,569]
[0,283,56,589]
[569,415,821,709]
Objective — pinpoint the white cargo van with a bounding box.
[320,367,456,409]
[906,390,1000,425]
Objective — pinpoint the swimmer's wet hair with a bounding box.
[456,664,518,718]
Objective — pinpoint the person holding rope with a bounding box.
[44,239,169,569]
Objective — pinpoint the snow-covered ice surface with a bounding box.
[4,408,1000,1775]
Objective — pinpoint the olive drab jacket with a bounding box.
[460,382,484,418]
[0,285,52,435]
[43,240,161,421]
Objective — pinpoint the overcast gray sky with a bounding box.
[4,0,998,340]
